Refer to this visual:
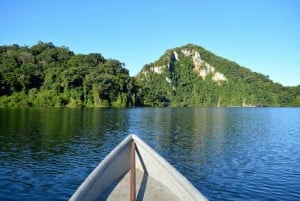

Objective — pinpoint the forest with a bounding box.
[0,42,299,107]
[0,42,141,107]
[136,44,300,107]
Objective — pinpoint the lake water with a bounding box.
[0,107,300,201]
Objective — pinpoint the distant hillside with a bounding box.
[136,44,300,107]
[0,42,299,107]
[0,42,141,107]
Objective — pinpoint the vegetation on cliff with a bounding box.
[136,44,300,107]
[0,42,299,107]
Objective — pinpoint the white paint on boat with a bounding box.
[70,134,208,201]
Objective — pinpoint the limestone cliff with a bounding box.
[136,44,290,107]
[139,46,227,85]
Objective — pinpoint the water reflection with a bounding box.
[1,108,300,201]
[0,108,133,156]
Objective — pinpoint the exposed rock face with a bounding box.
[181,49,193,57]
[197,63,215,79]
[180,49,227,83]
[192,51,203,67]
[141,65,163,77]
[173,51,179,61]
[142,47,227,84]
[165,77,171,83]
[150,66,163,74]
[213,72,227,82]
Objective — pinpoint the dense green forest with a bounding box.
[0,42,141,107]
[0,42,299,107]
[136,44,300,107]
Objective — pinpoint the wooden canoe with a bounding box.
[70,134,208,201]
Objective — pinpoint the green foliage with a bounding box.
[136,44,299,107]
[0,42,299,107]
[0,92,29,107]
[0,42,140,108]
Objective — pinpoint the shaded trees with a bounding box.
[0,42,299,107]
[136,44,300,107]
[0,42,140,107]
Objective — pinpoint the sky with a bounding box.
[1,0,299,86]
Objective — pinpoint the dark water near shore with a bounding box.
[0,107,300,200]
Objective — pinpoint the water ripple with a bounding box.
[1,107,300,200]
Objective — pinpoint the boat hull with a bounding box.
[70,135,207,201]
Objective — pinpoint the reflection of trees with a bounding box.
[151,108,226,151]
[148,108,228,172]
[152,108,198,158]
[191,108,226,164]
[0,108,132,161]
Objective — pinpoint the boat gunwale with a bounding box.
[70,134,208,201]
[70,135,132,201]
[132,135,207,201]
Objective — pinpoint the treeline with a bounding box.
[0,42,142,107]
[136,44,300,107]
[0,42,299,107]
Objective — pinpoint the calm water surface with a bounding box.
[0,107,299,200]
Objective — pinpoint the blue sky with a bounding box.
[1,0,299,86]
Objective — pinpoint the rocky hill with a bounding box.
[136,44,299,107]
[0,42,299,107]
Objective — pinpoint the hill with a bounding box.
[0,42,299,107]
[136,44,300,107]
[0,42,141,107]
